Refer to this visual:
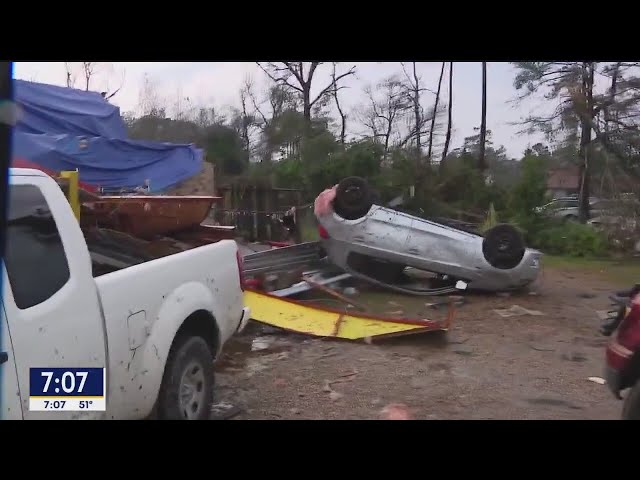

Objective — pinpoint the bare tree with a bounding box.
[137,73,164,117]
[427,63,446,165]
[82,62,96,91]
[239,83,251,154]
[362,76,410,157]
[246,81,299,162]
[478,62,487,172]
[64,62,76,88]
[331,63,347,145]
[441,62,454,170]
[230,79,259,158]
[63,62,125,100]
[400,62,428,163]
[247,81,297,131]
[256,62,356,132]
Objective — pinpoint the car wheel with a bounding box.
[564,215,578,223]
[157,335,215,420]
[482,224,526,270]
[333,176,374,220]
[622,381,640,420]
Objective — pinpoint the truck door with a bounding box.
[2,175,108,419]
[0,301,22,419]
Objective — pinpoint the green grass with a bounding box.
[543,255,640,286]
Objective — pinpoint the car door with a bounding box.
[0,301,22,419]
[2,175,108,419]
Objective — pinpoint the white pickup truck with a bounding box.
[0,168,251,420]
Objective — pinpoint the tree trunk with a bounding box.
[412,63,422,167]
[332,63,347,146]
[578,62,595,223]
[478,62,487,172]
[603,62,620,149]
[440,63,454,174]
[428,62,446,164]
[303,91,311,124]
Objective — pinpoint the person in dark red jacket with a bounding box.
[601,284,640,336]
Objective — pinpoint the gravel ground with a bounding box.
[212,265,628,420]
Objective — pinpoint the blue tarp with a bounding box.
[14,79,128,139]
[13,131,203,192]
[11,79,204,192]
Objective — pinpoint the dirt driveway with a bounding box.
[213,263,633,420]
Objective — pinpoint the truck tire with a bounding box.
[622,381,640,420]
[482,224,526,270]
[157,335,215,420]
[333,176,374,220]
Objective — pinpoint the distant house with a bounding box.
[547,166,580,199]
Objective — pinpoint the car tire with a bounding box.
[622,381,640,420]
[333,176,374,220]
[482,224,526,270]
[157,335,215,420]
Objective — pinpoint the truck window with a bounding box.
[4,184,71,309]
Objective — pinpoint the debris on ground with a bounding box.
[210,401,243,420]
[338,370,359,380]
[380,403,412,420]
[303,275,367,310]
[588,376,606,385]
[329,390,344,402]
[251,337,272,351]
[562,352,587,362]
[245,289,454,341]
[494,304,544,318]
[245,358,270,377]
[453,347,475,356]
[320,379,345,402]
[217,264,625,420]
[528,343,555,352]
[578,292,597,299]
[426,296,466,310]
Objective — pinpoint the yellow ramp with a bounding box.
[244,289,453,340]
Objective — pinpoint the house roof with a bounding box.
[547,166,580,190]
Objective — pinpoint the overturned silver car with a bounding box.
[316,177,542,295]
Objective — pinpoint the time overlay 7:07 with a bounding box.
[29,368,107,412]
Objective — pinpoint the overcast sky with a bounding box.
[13,62,548,158]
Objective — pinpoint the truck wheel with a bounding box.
[482,224,526,270]
[334,176,374,220]
[622,381,640,420]
[158,335,215,420]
